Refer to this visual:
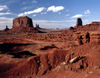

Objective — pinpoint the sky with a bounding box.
[0,0,100,29]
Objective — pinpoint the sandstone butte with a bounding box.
[1,17,100,78]
[13,16,33,28]
[6,16,40,34]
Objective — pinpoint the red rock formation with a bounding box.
[90,32,100,44]
[74,18,82,28]
[3,25,9,32]
[6,16,41,34]
[69,27,74,30]
[13,16,33,28]
[35,24,41,29]
[7,27,38,34]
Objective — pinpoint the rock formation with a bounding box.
[6,16,40,34]
[90,32,100,44]
[3,25,9,32]
[69,27,74,30]
[13,16,33,28]
[74,18,82,28]
[35,24,41,29]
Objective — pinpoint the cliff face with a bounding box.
[13,16,33,28]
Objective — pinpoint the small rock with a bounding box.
[60,62,66,65]
[94,66,100,70]
[64,65,69,70]
[57,69,60,72]
[69,56,80,64]
[89,71,93,74]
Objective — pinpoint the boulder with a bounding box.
[13,16,33,28]
[69,56,80,64]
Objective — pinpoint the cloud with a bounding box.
[32,0,37,3]
[84,10,90,14]
[83,19,100,25]
[4,0,20,4]
[47,6,64,12]
[0,17,13,29]
[33,19,76,28]
[59,12,61,14]
[22,2,26,4]
[66,14,70,16]
[33,19,75,23]
[33,14,36,17]
[0,5,8,11]
[0,12,12,15]
[71,14,87,18]
[21,6,33,10]
[41,12,47,14]
[18,7,45,16]
[7,10,10,12]
[0,17,13,21]
[66,9,69,12]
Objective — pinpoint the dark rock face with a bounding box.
[35,24,41,29]
[76,18,82,26]
[69,27,74,30]
[3,25,9,32]
[74,18,82,28]
[13,16,33,28]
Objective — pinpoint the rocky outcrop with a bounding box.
[91,22,100,25]
[90,32,100,44]
[13,16,33,28]
[69,27,74,30]
[3,25,9,32]
[70,22,100,31]
[77,32,90,45]
[74,18,82,28]
[76,31,100,45]
[35,24,41,29]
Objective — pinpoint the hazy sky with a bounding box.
[0,0,100,29]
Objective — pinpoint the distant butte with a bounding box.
[3,25,9,32]
[35,24,41,29]
[74,18,82,28]
[6,16,40,34]
[13,16,34,28]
